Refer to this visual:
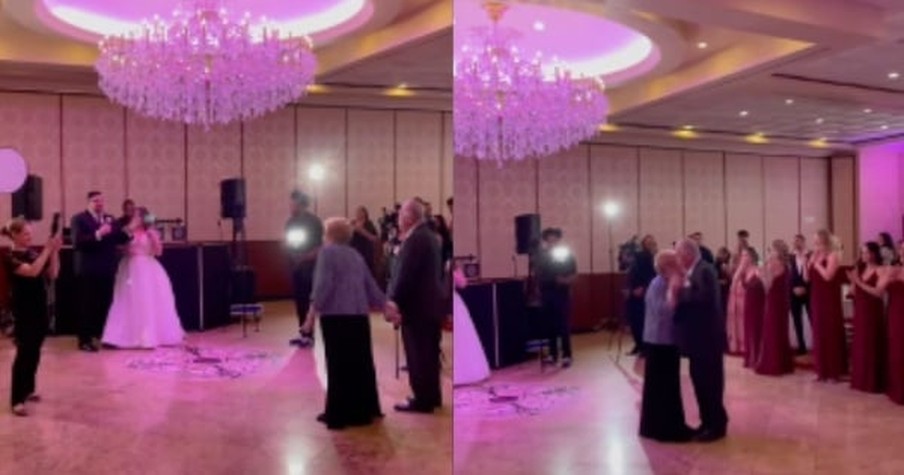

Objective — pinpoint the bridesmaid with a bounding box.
[886,241,904,404]
[740,248,766,369]
[726,250,749,356]
[756,240,794,376]
[847,242,887,393]
[808,229,848,382]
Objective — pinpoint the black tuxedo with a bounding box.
[789,252,811,352]
[673,259,728,433]
[71,210,130,345]
[388,222,444,409]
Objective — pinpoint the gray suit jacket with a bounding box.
[673,260,726,356]
[388,222,444,325]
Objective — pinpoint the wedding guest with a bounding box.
[885,241,904,404]
[673,239,728,442]
[1,218,61,416]
[789,234,811,355]
[689,232,714,264]
[879,232,899,265]
[387,199,445,413]
[726,247,750,356]
[300,218,386,430]
[740,248,765,369]
[285,191,324,348]
[626,235,657,356]
[638,250,693,442]
[715,247,732,318]
[847,242,886,393]
[116,199,136,229]
[350,206,379,275]
[71,191,131,352]
[756,240,794,376]
[808,229,847,382]
[730,229,752,272]
[535,228,578,367]
[434,215,453,268]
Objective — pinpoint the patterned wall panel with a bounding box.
[296,107,347,220]
[800,158,830,241]
[186,123,241,241]
[242,108,296,240]
[538,146,591,272]
[725,153,766,257]
[763,156,800,247]
[0,93,61,238]
[62,96,125,224]
[683,151,727,251]
[453,156,478,259]
[441,112,453,221]
[831,156,857,264]
[347,109,395,225]
[395,111,442,210]
[639,148,684,247]
[126,113,185,223]
[478,158,536,278]
[590,145,640,273]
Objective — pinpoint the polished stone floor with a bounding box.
[454,331,904,475]
[0,301,452,475]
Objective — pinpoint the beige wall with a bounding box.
[0,92,453,241]
[456,143,834,279]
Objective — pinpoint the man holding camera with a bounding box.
[535,228,577,368]
[285,191,323,348]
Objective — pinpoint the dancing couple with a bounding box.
[639,239,729,443]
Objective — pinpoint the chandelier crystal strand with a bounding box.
[454,1,608,165]
[96,0,317,129]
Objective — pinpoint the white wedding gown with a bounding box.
[102,231,185,348]
[453,290,490,386]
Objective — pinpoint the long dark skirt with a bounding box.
[639,344,691,442]
[320,315,383,429]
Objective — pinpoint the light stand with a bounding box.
[308,164,325,216]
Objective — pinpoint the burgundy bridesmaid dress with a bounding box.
[756,269,794,375]
[743,273,766,369]
[809,260,848,380]
[886,281,904,404]
[850,272,886,392]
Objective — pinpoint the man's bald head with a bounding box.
[674,238,700,268]
[400,198,426,234]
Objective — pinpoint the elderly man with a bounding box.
[673,239,728,442]
[387,199,445,413]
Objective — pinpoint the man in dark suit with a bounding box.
[689,232,714,264]
[387,199,444,413]
[535,228,577,367]
[71,191,130,352]
[673,239,728,442]
[284,191,323,348]
[790,234,810,355]
[626,234,657,356]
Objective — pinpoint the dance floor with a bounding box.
[454,332,904,475]
[0,301,452,475]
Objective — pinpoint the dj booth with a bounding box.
[51,243,232,334]
[458,278,547,369]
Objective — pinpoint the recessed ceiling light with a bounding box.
[881,124,889,130]
[815,118,824,124]
[533,21,545,31]
[889,72,900,80]
[697,41,708,49]
[398,83,408,89]
[739,110,749,117]
[683,125,694,130]
[864,108,873,113]
[785,99,794,105]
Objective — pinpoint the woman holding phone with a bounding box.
[1,217,61,416]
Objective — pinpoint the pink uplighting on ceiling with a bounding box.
[454,1,660,85]
[33,0,373,43]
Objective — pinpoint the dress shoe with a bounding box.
[393,400,433,414]
[78,343,98,353]
[11,404,27,417]
[694,428,726,443]
[26,394,41,403]
[561,357,573,368]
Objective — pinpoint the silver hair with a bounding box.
[402,198,426,223]
[675,238,700,259]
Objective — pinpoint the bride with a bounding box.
[102,207,185,349]
[453,265,490,386]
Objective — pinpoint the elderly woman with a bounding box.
[301,218,389,430]
[639,250,693,442]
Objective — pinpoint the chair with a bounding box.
[229,303,263,337]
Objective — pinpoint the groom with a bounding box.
[673,239,728,442]
[71,191,130,352]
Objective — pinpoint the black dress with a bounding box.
[3,249,49,407]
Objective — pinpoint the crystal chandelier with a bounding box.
[454,1,608,164]
[96,0,317,129]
